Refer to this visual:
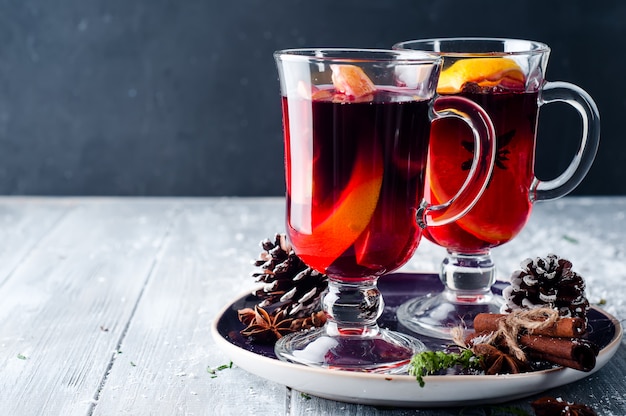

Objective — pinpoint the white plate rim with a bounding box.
[211,289,623,407]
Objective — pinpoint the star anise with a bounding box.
[461,129,516,171]
[239,306,294,344]
[472,343,530,375]
[238,306,326,344]
[531,396,597,416]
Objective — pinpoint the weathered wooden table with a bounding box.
[0,197,624,415]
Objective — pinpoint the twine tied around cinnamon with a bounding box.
[454,308,560,361]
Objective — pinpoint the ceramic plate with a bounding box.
[211,273,622,407]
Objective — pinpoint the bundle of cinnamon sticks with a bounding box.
[469,312,599,372]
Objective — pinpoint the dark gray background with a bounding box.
[0,0,623,196]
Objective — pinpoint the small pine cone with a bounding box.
[501,254,589,320]
[252,233,328,318]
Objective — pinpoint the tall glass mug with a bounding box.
[393,38,600,339]
[273,48,497,372]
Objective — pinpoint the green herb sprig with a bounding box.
[408,349,480,387]
[208,361,233,378]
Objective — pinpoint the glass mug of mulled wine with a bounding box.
[393,38,600,339]
[273,48,498,372]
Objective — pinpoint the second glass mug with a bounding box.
[273,48,497,372]
[393,38,600,339]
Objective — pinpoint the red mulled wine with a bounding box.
[424,90,539,252]
[283,88,431,279]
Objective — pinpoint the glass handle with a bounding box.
[418,96,496,228]
[531,81,600,201]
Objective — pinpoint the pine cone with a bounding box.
[501,254,589,320]
[252,233,328,318]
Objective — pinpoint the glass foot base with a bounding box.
[274,327,425,374]
[396,291,504,340]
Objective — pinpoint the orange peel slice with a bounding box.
[330,64,376,98]
[297,81,334,101]
[294,145,383,270]
[437,58,525,94]
[426,121,530,245]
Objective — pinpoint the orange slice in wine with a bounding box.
[330,64,376,98]
[437,58,525,94]
[295,145,383,269]
[455,169,531,244]
[427,121,530,245]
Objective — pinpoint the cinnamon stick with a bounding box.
[530,353,593,372]
[519,334,597,372]
[532,397,597,416]
[473,313,587,337]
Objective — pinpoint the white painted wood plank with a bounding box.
[93,198,290,416]
[93,197,626,416]
[0,198,180,415]
[0,197,622,416]
[0,197,75,286]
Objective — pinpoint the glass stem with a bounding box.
[322,277,383,337]
[441,251,497,304]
